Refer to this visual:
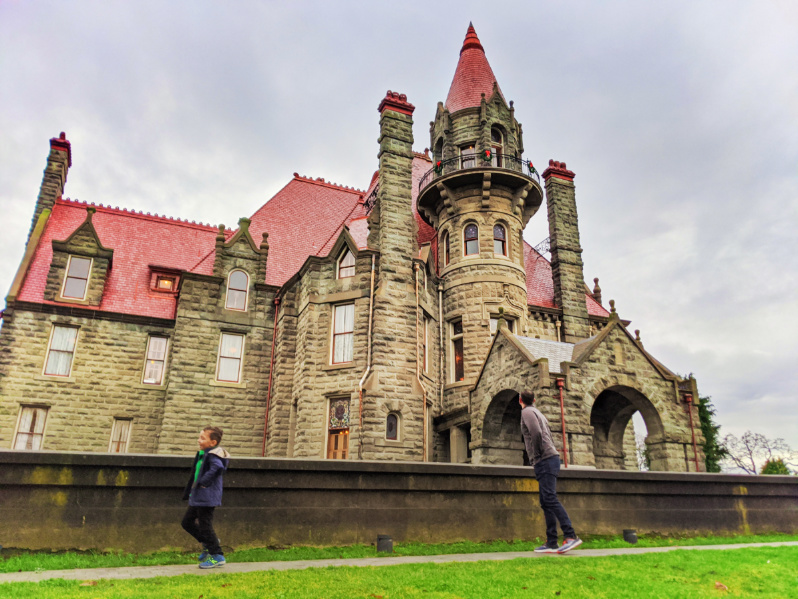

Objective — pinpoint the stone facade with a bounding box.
[0,26,705,471]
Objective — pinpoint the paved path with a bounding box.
[1,542,796,584]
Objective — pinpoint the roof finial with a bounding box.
[461,22,484,54]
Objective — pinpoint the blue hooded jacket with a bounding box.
[182,446,230,507]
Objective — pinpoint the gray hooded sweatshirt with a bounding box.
[520,405,559,467]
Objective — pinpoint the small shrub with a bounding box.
[760,458,791,475]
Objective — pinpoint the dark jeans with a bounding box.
[534,455,576,547]
[181,506,222,555]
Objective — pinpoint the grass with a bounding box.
[1,532,796,574]
[1,545,797,598]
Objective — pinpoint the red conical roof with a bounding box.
[444,23,505,113]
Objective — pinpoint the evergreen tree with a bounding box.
[698,395,726,472]
[761,458,791,475]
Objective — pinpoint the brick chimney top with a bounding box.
[542,159,575,182]
[378,91,415,116]
[50,132,72,167]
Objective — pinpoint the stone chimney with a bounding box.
[28,132,72,244]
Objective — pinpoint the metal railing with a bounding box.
[419,154,540,192]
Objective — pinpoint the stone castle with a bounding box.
[0,25,705,471]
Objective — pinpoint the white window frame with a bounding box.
[142,335,169,385]
[61,255,93,300]
[42,324,79,377]
[216,332,245,383]
[13,406,49,450]
[459,144,476,169]
[225,270,250,312]
[463,223,479,257]
[331,303,355,364]
[108,418,133,453]
[386,412,401,441]
[337,249,356,279]
[450,319,464,383]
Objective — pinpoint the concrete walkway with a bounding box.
[1,542,796,584]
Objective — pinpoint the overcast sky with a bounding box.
[2,1,797,455]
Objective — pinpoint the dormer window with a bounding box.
[155,275,176,291]
[61,256,92,300]
[464,224,479,256]
[225,270,249,311]
[338,249,355,279]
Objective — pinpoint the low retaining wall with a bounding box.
[1,450,796,552]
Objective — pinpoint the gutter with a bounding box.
[358,254,376,459]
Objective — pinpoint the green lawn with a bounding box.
[1,533,797,574]
[1,546,796,598]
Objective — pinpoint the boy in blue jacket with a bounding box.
[181,426,230,569]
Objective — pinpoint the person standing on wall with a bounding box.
[519,390,582,554]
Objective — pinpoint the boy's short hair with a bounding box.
[519,391,535,406]
[204,426,223,444]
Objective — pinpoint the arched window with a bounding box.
[490,127,504,167]
[386,413,399,440]
[464,224,479,256]
[493,224,507,256]
[338,249,355,279]
[225,270,249,311]
[442,231,450,266]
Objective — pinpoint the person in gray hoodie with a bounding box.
[519,391,582,554]
[181,426,231,568]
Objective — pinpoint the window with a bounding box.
[490,127,504,167]
[216,333,245,383]
[142,336,168,385]
[43,325,78,377]
[464,224,479,256]
[225,270,249,311]
[386,413,399,441]
[490,316,515,335]
[493,224,507,256]
[451,319,464,382]
[14,406,48,450]
[62,256,92,300]
[460,144,476,169]
[332,303,354,364]
[442,231,450,266]
[155,275,176,291]
[338,249,355,278]
[423,314,430,372]
[109,418,132,453]
[327,398,350,459]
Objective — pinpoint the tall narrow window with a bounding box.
[338,249,355,278]
[62,256,92,300]
[451,319,464,382]
[460,144,476,169]
[493,224,507,256]
[142,336,168,385]
[464,224,479,256]
[14,406,48,450]
[109,418,132,453]
[490,127,504,167]
[43,325,78,377]
[216,333,245,383]
[327,398,350,459]
[423,314,430,372]
[225,270,249,311]
[443,231,450,266]
[386,413,399,440]
[332,303,354,364]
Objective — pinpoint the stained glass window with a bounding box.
[464,224,479,256]
[493,224,507,256]
[329,398,350,430]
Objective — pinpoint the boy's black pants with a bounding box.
[181,506,223,555]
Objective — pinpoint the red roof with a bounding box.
[445,24,505,113]
[17,199,221,319]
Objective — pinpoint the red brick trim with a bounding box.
[542,160,575,182]
[50,132,72,167]
[378,91,415,116]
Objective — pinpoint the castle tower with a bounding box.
[417,25,544,455]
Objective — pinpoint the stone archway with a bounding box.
[590,385,664,470]
[476,388,525,465]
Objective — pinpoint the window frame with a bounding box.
[331,303,355,364]
[60,255,93,300]
[326,397,351,459]
[450,319,465,383]
[423,313,430,373]
[108,418,133,453]
[337,249,356,279]
[42,324,79,377]
[442,231,450,266]
[13,406,49,451]
[490,316,515,336]
[386,412,400,441]
[493,223,507,257]
[224,269,250,312]
[459,144,476,169]
[215,332,245,383]
[142,335,169,385]
[490,127,504,168]
[463,223,479,257]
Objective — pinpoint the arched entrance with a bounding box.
[590,386,664,470]
[477,388,525,465]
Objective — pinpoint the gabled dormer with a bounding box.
[213,217,269,313]
[44,206,113,306]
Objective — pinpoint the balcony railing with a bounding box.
[419,154,540,192]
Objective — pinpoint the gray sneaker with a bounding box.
[534,544,559,553]
[557,537,583,554]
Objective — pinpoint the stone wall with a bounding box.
[1,450,795,552]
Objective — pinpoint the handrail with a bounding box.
[419,154,540,192]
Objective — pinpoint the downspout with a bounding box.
[261,296,281,456]
[684,393,700,472]
[556,378,569,467]
[438,283,444,413]
[414,263,428,461]
[358,254,376,460]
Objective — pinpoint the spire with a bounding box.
[445,23,505,113]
